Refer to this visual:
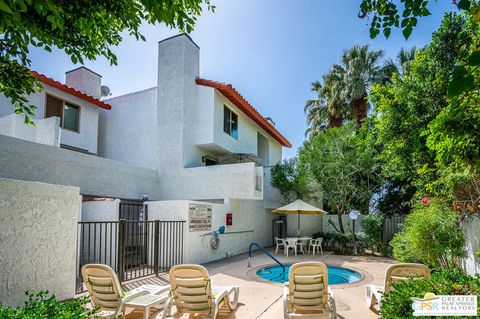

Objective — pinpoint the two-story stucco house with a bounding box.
[0,68,111,154]
[0,34,292,265]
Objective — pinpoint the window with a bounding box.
[63,103,79,132]
[223,105,238,139]
[45,94,80,132]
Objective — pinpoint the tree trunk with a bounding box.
[337,207,345,233]
[328,114,343,128]
[351,95,368,127]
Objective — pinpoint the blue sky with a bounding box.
[28,0,456,159]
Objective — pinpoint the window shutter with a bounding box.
[45,95,63,120]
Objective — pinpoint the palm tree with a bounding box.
[304,73,346,137]
[304,81,328,137]
[332,45,385,127]
[382,47,417,81]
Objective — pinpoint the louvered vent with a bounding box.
[45,94,63,119]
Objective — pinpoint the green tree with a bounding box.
[0,0,214,124]
[382,47,417,81]
[299,124,378,233]
[332,45,385,126]
[359,0,480,97]
[270,158,310,204]
[304,72,346,136]
[370,12,474,194]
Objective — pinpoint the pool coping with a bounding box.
[245,261,374,289]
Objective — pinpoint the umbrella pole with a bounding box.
[297,213,300,237]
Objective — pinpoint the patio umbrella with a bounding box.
[272,199,327,237]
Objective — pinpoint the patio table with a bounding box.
[125,285,170,319]
[286,237,312,254]
[123,293,169,319]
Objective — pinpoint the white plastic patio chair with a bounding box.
[285,238,298,256]
[283,261,337,319]
[365,263,430,310]
[81,264,170,319]
[276,237,287,254]
[308,238,323,255]
[166,264,239,319]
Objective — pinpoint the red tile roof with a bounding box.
[196,78,292,148]
[32,71,112,110]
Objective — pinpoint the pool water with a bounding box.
[256,264,362,284]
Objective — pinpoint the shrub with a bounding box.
[390,199,466,268]
[313,231,368,254]
[0,291,98,318]
[380,268,480,319]
[390,230,421,263]
[312,232,334,250]
[361,213,383,252]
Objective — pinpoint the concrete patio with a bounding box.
[123,248,395,319]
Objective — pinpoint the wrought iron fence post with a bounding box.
[117,219,126,283]
[153,220,160,276]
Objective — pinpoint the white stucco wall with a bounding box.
[0,178,80,306]
[188,87,284,169]
[98,87,158,170]
[148,199,275,265]
[321,214,365,234]
[0,113,60,146]
[158,162,262,201]
[156,34,199,173]
[81,199,120,222]
[0,83,100,153]
[0,134,161,200]
[285,214,325,237]
[463,215,480,275]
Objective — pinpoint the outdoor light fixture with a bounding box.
[349,210,361,255]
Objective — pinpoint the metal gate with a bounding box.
[76,220,185,292]
[382,215,406,244]
[119,202,147,221]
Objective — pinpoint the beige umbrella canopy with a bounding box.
[272,199,327,237]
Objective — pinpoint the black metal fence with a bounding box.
[76,220,185,293]
[119,202,147,221]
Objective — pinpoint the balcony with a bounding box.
[178,162,263,200]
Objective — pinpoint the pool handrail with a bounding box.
[247,242,285,272]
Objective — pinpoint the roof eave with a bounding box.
[31,71,112,110]
[196,78,292,148]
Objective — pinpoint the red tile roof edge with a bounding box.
[32,71,112,110]
[196,78,292,148]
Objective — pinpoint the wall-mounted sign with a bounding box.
[189,204,212,232]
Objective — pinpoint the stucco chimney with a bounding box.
[156,34,200,170]
[65,66,102,99]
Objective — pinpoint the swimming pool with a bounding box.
[256,264,362,284]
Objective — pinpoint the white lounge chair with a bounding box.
[82,264,169,319]
[276,237,287,254]
[166,264,239,319]
[283,262,337,319]
[308,238,323,255]
[365,263,430,310]
[285,238,298,256]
